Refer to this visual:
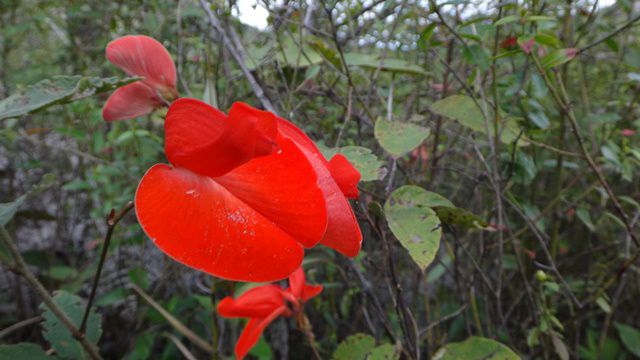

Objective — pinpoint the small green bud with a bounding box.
[535,270,548,282]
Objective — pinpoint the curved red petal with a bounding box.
[301,285,323,302]
[217,285,286,318]
[277,118,362,257]
[287,267,305,299]
[228,102,279,157]
[235,306,288,360]
[106,35,177,97]
[134,164,304,282]
[328,154,361,199]
[215,136,328,248]
[165,98,277,177]
[102,82,164,121]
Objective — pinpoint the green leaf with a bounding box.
[344,53,426,75]
[322,146,385,181]
[0,343,52,359]
[374,119,430,158]
[540,49,576,69]
[46,266,79,281]
[40,291,102,360]
[333,333,376,360]
[369,343,399,360]
[433,337,520,359]
[430,95,523,144]
[596,296,612,314]
[534,33,561,48]
[418,23,437,50]
[576,208,595,232]
[0,76,138,120]
[202,78,218,108]
[95,287,129,307]
[115,130,151,145]
[307,37,342,69]
[249,336,273,360]
[614,322,640,357]
[384,186,442,270]
[0,194,26,226]
[434,206,490,229]
[462,45,490,71]
[494,15,519,26]
[276,36,324,68]
[526,15,556,22]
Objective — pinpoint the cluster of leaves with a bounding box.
[2,0,640,359]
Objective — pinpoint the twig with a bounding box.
[530,52,639,247]
[577,12,640,56]
[0,316,42,339]
[0,226,102,360]
[418,305,467,338]
[80,201,134,334]
[131,283,214,354]
[199,0,276,113]
[163,332,199,360]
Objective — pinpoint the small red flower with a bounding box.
[103,35,178,121]
[519,38,535,54]
[218,266,322,359]
[134,98,362,282]
[622,129,636,137]
[565,48,578,60]
[500,36,518,50]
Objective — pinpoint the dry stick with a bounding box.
[418,305,467,339]
[164,332,199,360]
[131,283,214,354]
[199,0,276,113]
[0,227,102,360]
[80,201,134,334]
[0,316,42,339]
[530,53,639,248]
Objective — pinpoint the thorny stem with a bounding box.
[0,226,102,360]
[80,201,134,334]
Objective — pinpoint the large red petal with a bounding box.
[328,154,361,199]
[106,35,177,97]
[134,164,304,282]
[102,82,164,121]
[164,99,277,177]
[235,306,288,360]
[217,285,286,318]
[277,118,362,257]
[215,136,328,248]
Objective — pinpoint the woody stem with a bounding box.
[80,201,134,333]
[297,311,322,360]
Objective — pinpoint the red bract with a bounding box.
[134,98,362,282]
[218,266,322,359]
[103,35,178,121]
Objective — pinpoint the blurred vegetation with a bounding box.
[1,0,640,359]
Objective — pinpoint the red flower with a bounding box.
[500,36,518,49]
[519,38,535,54]
[134,98,362,282]
[218,266,322,359]
[103,35,178,121]
[622,129,636,137]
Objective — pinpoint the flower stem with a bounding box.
[80,201,134,334]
